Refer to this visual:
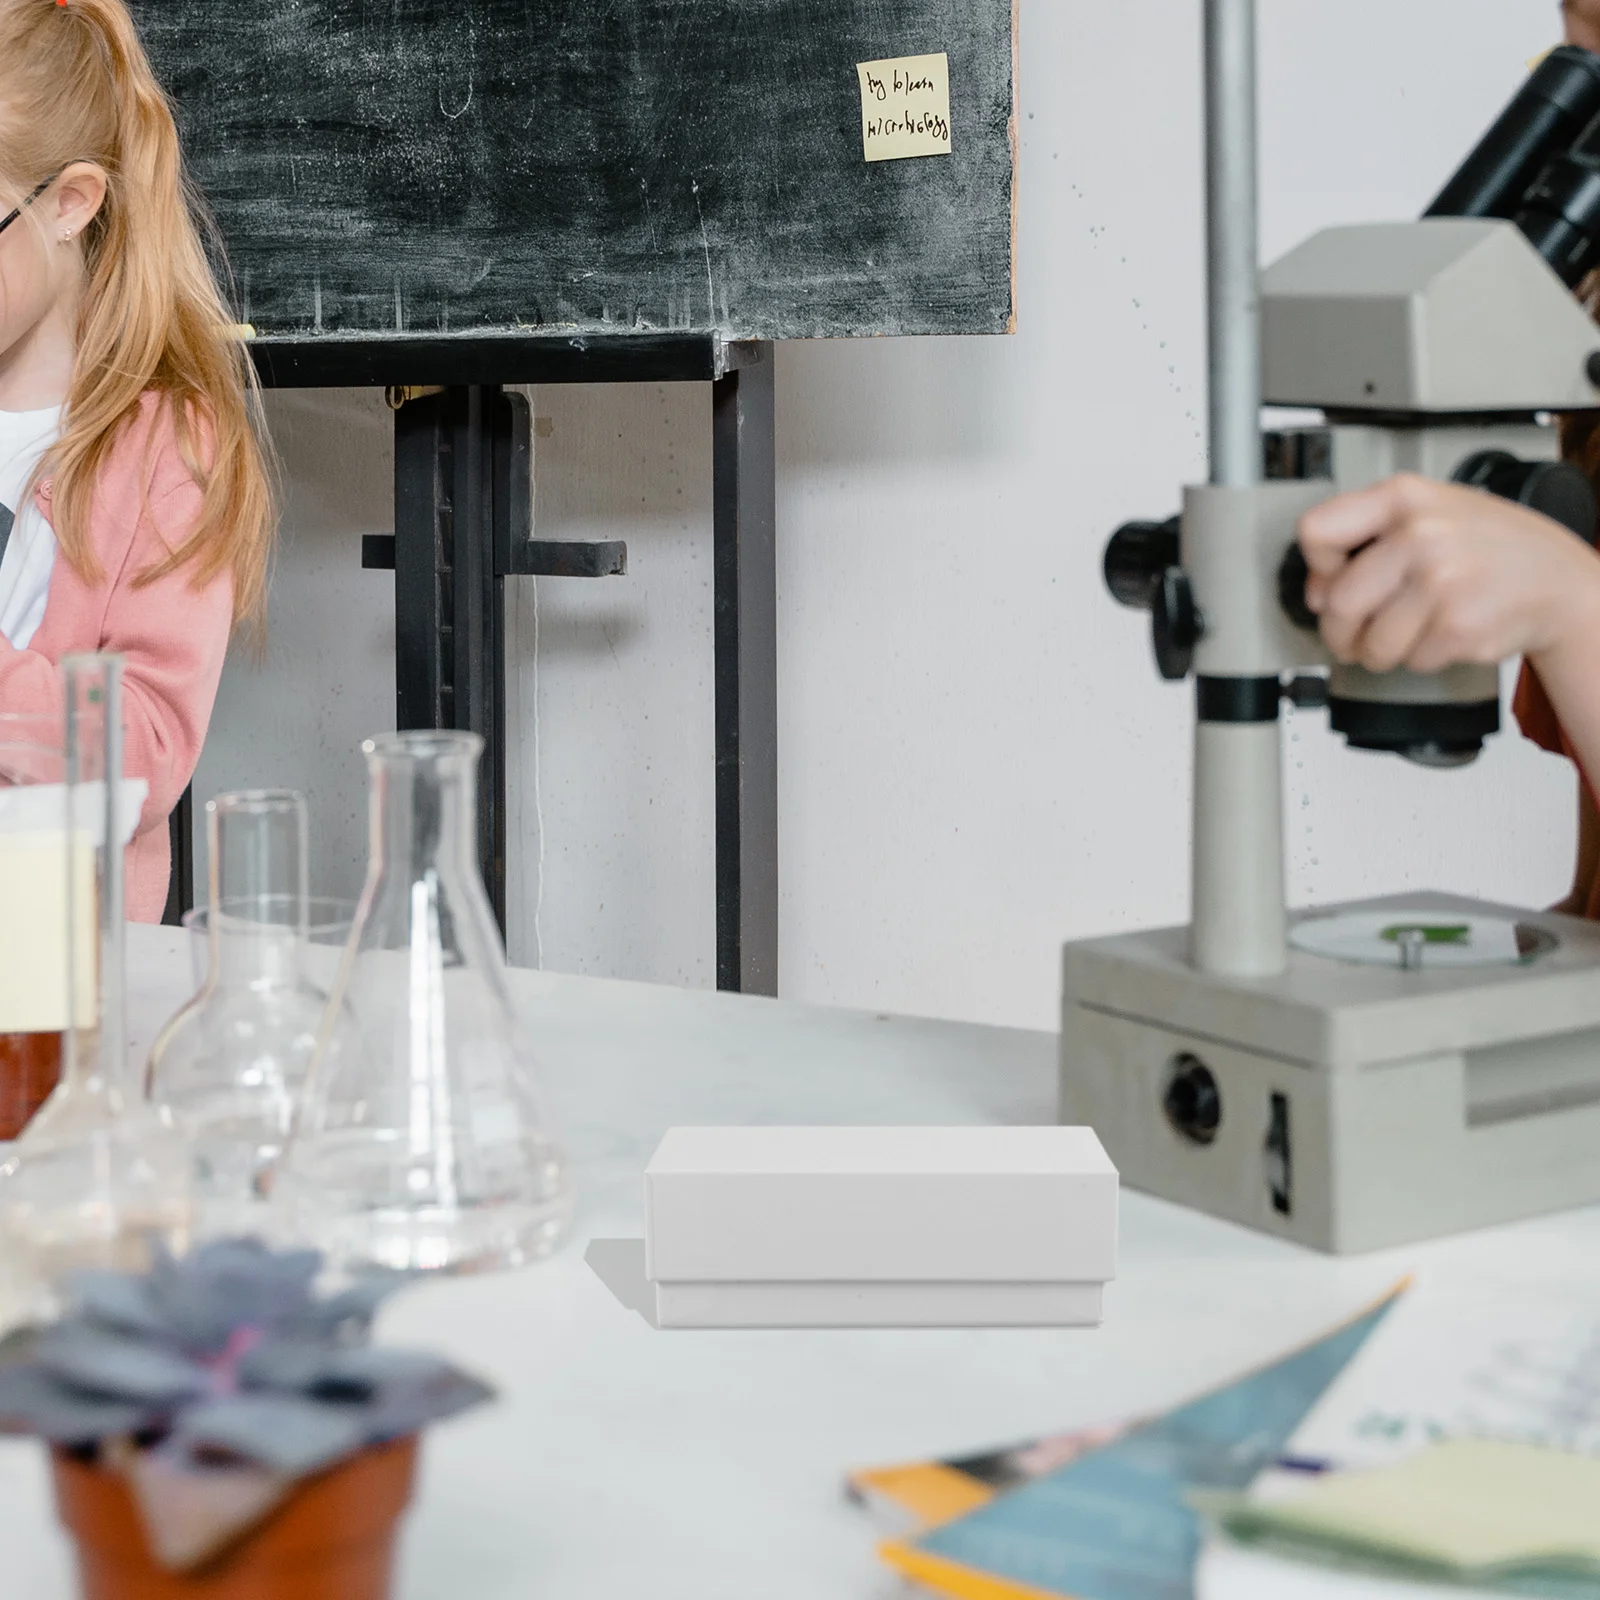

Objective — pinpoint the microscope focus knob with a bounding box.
[1276,545,1319,632]
[1104,516,1181,608]
[1151,568,1203,682]
[1163,1055,1222,1147]
[1455,451,1599,545]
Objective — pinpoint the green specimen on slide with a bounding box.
[1380,924,1471,946]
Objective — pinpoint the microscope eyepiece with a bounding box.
[1427,45,1600,220]
[1513,109,1600,287]
[1427,46,1600,288]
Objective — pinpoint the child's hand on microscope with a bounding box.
[1297,473,1600,676]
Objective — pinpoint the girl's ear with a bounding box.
[53,163,108,240]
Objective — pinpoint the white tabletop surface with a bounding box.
[4,924,1600,1599]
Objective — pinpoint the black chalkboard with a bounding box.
[131,1,1016,342]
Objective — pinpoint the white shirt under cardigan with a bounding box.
[0,405,60,650]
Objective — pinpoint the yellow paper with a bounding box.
[0,832,96,1033]
[1249,1438,1600,1573]
[857,53,952,163]
[879,1538,1064,1600]
[851,1461,999,1528]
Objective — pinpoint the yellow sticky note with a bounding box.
[857,53,952,163]
[1223,1439,1600,1575]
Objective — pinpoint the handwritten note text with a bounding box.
[857,53,952,163]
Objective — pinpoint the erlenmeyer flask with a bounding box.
[147,790,337,1239]
[0,656,190,1325]
[276,732,573,1277]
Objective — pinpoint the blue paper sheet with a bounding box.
[912,1295,1399,1600]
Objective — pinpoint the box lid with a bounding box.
[644,1126,1118,1285]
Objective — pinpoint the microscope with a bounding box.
[1060,36,1600,1253]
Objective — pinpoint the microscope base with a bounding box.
[1059,891,1600,1253]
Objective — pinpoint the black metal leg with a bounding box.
[162,783,196,927]
[712,344,779,995]
[386,361,783,989]
[392,387,508,930]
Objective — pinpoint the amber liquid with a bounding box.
[0,1032,63,1140]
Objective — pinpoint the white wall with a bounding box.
[197,0,1578,1031]
[192,388,394,909]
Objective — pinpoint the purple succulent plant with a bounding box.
[0,1239,492,1569]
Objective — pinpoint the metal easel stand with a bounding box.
[230,334,782,994]
[712,348,778,994]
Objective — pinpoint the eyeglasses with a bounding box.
[0,174,63,240]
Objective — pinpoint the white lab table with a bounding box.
[4,925,1600,1599]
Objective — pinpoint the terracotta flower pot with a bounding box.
[51,1437,418,1600]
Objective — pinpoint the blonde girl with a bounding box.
[0,0,272,920]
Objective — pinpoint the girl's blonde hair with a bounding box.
[0,0,272,626]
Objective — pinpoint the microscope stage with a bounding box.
[1287,908,1553,969]
[1060,893,1600,1253]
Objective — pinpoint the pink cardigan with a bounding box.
[0,393,233,922]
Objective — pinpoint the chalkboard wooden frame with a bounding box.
[249,330,732,388]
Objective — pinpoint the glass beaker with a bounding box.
[181,898,357,993]
[147,791,340,1240]
[276,731,573,1277]
[0,656,191,1322]
[0,712,70,1140]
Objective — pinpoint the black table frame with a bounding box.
[167,333,778,996]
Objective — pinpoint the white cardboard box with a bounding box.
[589,1126,1119,1330]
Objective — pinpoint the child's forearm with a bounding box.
[1527,574,1600,799]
